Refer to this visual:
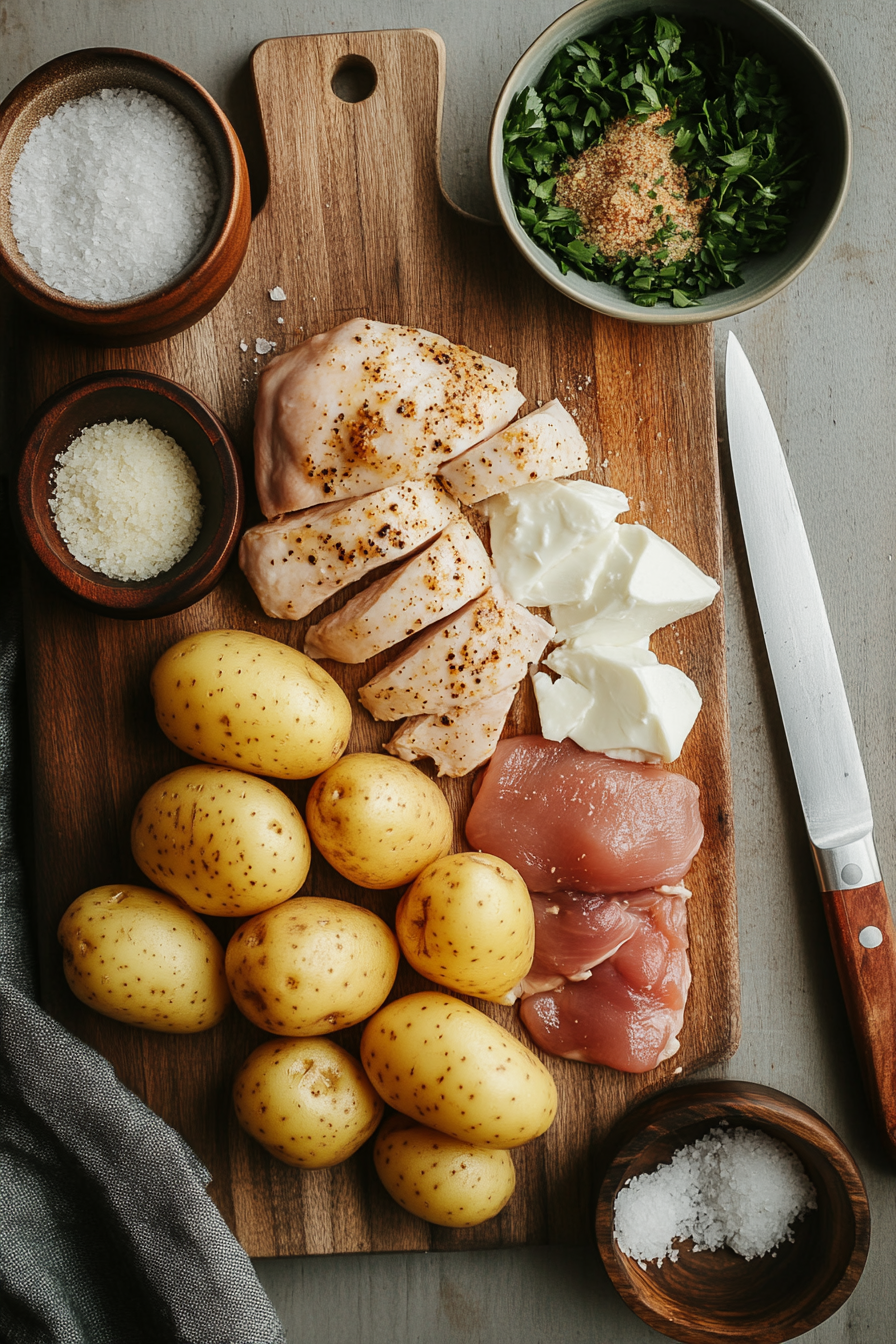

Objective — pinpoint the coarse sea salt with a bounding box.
[10,87,219,303]
[613,1125,817,1268]
[51,419,203,581]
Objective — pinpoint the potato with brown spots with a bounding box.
[57,884,230,1033]
[150,628,351,779]
[225,895,399,1035]
[305,753,453,889]
[360,992,557,1148]
[131,764,310,918]
[395,852,534,1004]
[233,1037,383,1168]
[374,1113,516,1226]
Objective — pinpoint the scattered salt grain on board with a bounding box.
[10,87,218,303]
[255,338,276,354]
[613,1125,817,1268]
[269,286,287,301]
[51,419,203,581]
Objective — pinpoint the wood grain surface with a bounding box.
[16,29,738,1256]
[822,882,896,1161]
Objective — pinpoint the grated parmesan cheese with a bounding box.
[613,1125,817,1268]
[50,418,203,581]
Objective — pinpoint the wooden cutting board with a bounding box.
[16,29,739,1256]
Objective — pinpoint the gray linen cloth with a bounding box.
[0,504,287,1344]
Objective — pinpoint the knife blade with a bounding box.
[726,331,896,1157]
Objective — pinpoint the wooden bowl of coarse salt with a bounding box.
[15,370,244,619]
[0,48,251,345]
[595,1080,869,1344]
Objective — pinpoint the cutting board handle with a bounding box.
[248,30,453,329]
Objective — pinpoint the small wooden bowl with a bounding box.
[596,1081,870,1344]
[0,48,251,345]
[15,370,245,619]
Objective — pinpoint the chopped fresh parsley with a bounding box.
[502,11,809,306]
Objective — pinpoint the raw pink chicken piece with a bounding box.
[358,592,553,721]
[520,891,645,993]
[303,520,491,663]
[438,399,589,505]
[384,684,518,778]
[254,319,526,516]
[519,888,691,1072]
[466,736,703,893]
[238,479,460,620]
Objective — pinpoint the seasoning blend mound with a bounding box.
[555,109,706,264]
[10,87,219,302]
[613,1125,818,1268]
[51,419,203,581]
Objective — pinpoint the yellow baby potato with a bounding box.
[150,628,352,779]
[131,764,311,918]
[305,753,453,889]
[395,852,535,1003]
[58,884,230,1033]
[360,992,557,1148]
[225,895,399,1035]
[374,1113,516,1227]
[233,1037,383,1168]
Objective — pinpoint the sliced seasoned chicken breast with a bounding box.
[358,589,554,721]
[239,479,461,621]
[304,520,492,663]
[439,399,589,504]
[384,684,518,777]
[254,318,526,516]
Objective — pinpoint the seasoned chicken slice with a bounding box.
[304,520,492,663]
[439,399,589,504]
[254,318,526,517]
[238,479,461,621]
[358,588,554,721]
[384,684,518,777]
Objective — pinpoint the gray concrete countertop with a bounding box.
[3,2,894,1340]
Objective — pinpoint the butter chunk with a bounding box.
[534,642,703,763]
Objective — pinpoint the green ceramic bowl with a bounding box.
[489,0,851,323]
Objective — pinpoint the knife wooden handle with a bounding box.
[823,880,896,1158]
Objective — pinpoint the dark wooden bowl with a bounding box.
[0,48,251,345]
[596,1081,870,1344]
[15,370,245,618]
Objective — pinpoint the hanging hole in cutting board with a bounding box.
[331,57,377,103]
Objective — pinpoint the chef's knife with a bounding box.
[726,331,896,1158]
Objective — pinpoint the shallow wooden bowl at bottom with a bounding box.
[595,1081,870,1344]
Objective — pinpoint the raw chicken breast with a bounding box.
[304,520,491,663]
[384,684,518,778]
[238,479,460,621]
[519,888,691,1072]
[254,319,526,516]
[520,891,644,993]
[358,592,554,721]
[438,399,589,504]
[465,736,703,893]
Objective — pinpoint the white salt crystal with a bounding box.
[613,1125,817,1268]
[239,340,248,352]
[50,418,202,580]
[255,338,275,354]
[268,286,287,301]
[10,87,219,303]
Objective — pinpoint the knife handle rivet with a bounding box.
[858,926,883,949]
[841,863,863,887]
